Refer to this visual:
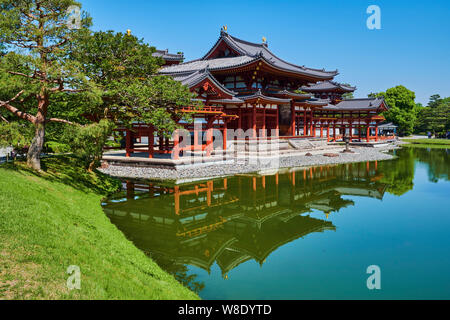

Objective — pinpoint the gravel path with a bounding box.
[99,146,398,182]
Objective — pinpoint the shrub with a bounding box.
[63,120,115,171]
[0,122,33,157]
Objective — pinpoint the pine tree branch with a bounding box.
[46,118,75,125]
[0,90,37,123]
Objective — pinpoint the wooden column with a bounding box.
[238,107,242,129]
[375,122,379,142]
[206,117,215,157]
[252,104,257,138]
[291,103,296,136]
[276,105,280,137]
[223,121,228,151]
[262,108,266,137]
[172,131,180,160]
[126,129,132,157]
[320,121,324,138]
[148,126,154,159]
[303,110,307,137]
[366,122,371,143]
[327,123,330,141]
[333,121,337,141]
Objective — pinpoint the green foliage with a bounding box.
[415,95,450,135]
[0,0,95,169]
[62,120,115,170]
[372,86,420,136]
[45,141,71,154]
[0,121,33,150]
[71,30,197,134]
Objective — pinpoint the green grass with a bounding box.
[403,139,450,149]
[0,156,199,300]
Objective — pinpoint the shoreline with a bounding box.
[99,145,399,183]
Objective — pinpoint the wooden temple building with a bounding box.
[123,29,392,159]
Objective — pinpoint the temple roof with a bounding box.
[323,98,388,111]
[160,55,256,74]
[152,49,184,62]
[171,68,238,99]
[160,31,338,80]
[239,89,292,104]
[272,90,312,99]
[302,81,356,93]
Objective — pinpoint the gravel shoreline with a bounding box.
[99,145,398,182]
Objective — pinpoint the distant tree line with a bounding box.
[369,86,449,137]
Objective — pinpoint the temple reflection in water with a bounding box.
[102,161,387,279]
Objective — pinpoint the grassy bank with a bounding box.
[403,139,450,148]
[0,156,198,300]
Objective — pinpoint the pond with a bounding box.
[102,146,450,299]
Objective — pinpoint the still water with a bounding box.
[102,147,450,299]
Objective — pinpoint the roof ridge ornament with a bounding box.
[222,25,228,34]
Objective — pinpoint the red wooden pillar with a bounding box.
[172,131,180,160]
[366,122,371,143]
[223,121,228,151]
[126,129,132,157]
[148,126,154,159]
[375,122,379,142]
[303,110,307,137]
[276,105,280,137]
[206,117,214,157]
[291,103,296,136]
[252,104,257,138]
[320,121,324,138]
[262,108,266,137]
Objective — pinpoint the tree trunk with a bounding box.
[27,121,45,171]
[27,93,48,171]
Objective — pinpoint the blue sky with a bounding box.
[81,0,450,105]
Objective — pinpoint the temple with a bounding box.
[120,29,393,159]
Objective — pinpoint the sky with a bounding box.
[80,0,450,105]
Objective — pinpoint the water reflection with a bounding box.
[103,159,394,293]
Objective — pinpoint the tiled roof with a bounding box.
[170,68,237,97]
[207,32,338,79]
[302,81,356,93]
[272,90,312,99]
[152,49,184,61]
[209,97,245,104]
[239,90,292,104]
[323,98,387,111]
[160,55,256,74]
[160,31,338,80]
